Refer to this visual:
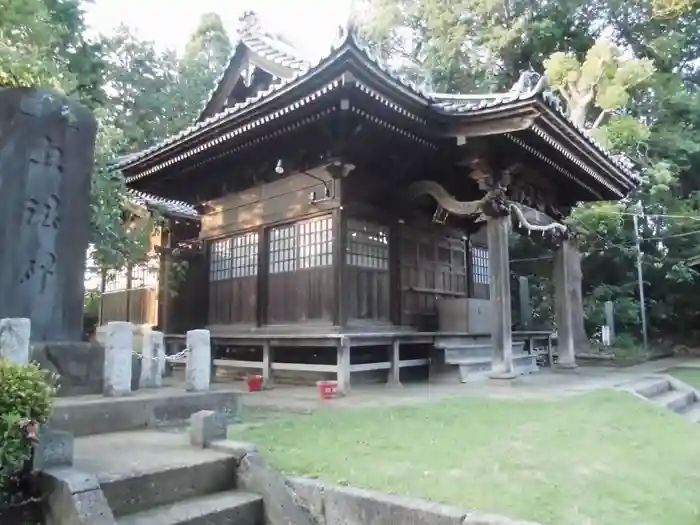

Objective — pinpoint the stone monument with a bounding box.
[0,87,102,394]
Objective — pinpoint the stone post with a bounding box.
[103,321,133,396]
[186,329,211,392]
[553,240,583,369]
[604,300,615,343]
[387,339,401,387]
[262,340,273,386]
[486,215,516,378]
[336,337,351,394]
[0,318,31,364]
[518,276,532,329]
[139,327,164,388]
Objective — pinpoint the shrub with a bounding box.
[0,360,55,505]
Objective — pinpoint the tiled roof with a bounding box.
[127,189,199,218]
[428,76,639,182]
[196,19,311,121]
[115,25,637,188]
[240,29,310,72]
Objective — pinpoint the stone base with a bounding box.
[49,389,241,437]
[489,371,519,380]
[31,342,104,397]
[553,363,580,373]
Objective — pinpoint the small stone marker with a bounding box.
[33,426,74,471]
[0,317,31,364]
[103,321,133,396]
[604,300,615,343]
[139,328,164,388]
[518,276,532,329]
[154,330,165,387]
[186,329,211,392]
[189,410,227,448]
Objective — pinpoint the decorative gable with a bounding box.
[198,12,309,121]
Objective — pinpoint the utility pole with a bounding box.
[633,203,648,351]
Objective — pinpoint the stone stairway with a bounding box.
[433,336,538,382]
[627,375,700,423]
[74,431,263,525]
[42,386,268,525]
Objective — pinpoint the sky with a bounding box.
[84,0,354,59]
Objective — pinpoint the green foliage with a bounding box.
[544,39,654,127]
[366,0,700,345]
[0,361,55,500]
[1,1,231,272]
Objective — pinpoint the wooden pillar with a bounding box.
[333,208,347,327]
[387,339,401,387]
[125,264,133,323]
[256,225,268,327]
[465,236,474,298]
[262,340,273,385]
[553,239,581,369]
[336,336,351,394]
[486,214,516,378]
[98,270,106,326]
[389,222,401,324]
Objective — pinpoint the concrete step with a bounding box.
[651,389,696,413]
[633,377,671,399]
[51,387,240,436]
[116,490,263,525]
[456,354,538,383]
[102,456,238,517]
[680,402,700,423]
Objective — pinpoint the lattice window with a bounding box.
[210,232,259,281]
[299,216,333,269]
[471,245,490,284]
[346,219,389,270]
[104,269,128,293]
[269,224,297,274]
[231,233,259,278]
[130,263,159,288]
[270,216,334,274]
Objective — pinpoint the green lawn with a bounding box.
[668,367,700,389]
[230,390,700,525]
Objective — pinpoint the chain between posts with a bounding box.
[132,348,189,361]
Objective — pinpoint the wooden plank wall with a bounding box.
[399,223,468,329]
[200,171,340,238]
[101,288,157,325]
[202,170,341,328]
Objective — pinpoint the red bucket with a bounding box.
[316,380,338,400]
[246,375,263,392]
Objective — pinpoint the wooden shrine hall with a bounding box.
[104,17,638,390]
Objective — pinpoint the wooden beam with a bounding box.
[450,113,538,139]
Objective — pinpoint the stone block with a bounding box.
[33,426,74,471]
[39,467,115,525]
[186,329,211,392]
[462,511,542,525]
[288,477,327,525]
[0,317,30,364]
[323,484,468,525]
[0,88,97,343]
[138,328,163,389]
[103,321,133,396]
[31,341,103,396]
[237,452,315,525]
[189,410,227,447]
[209,440,258,462]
